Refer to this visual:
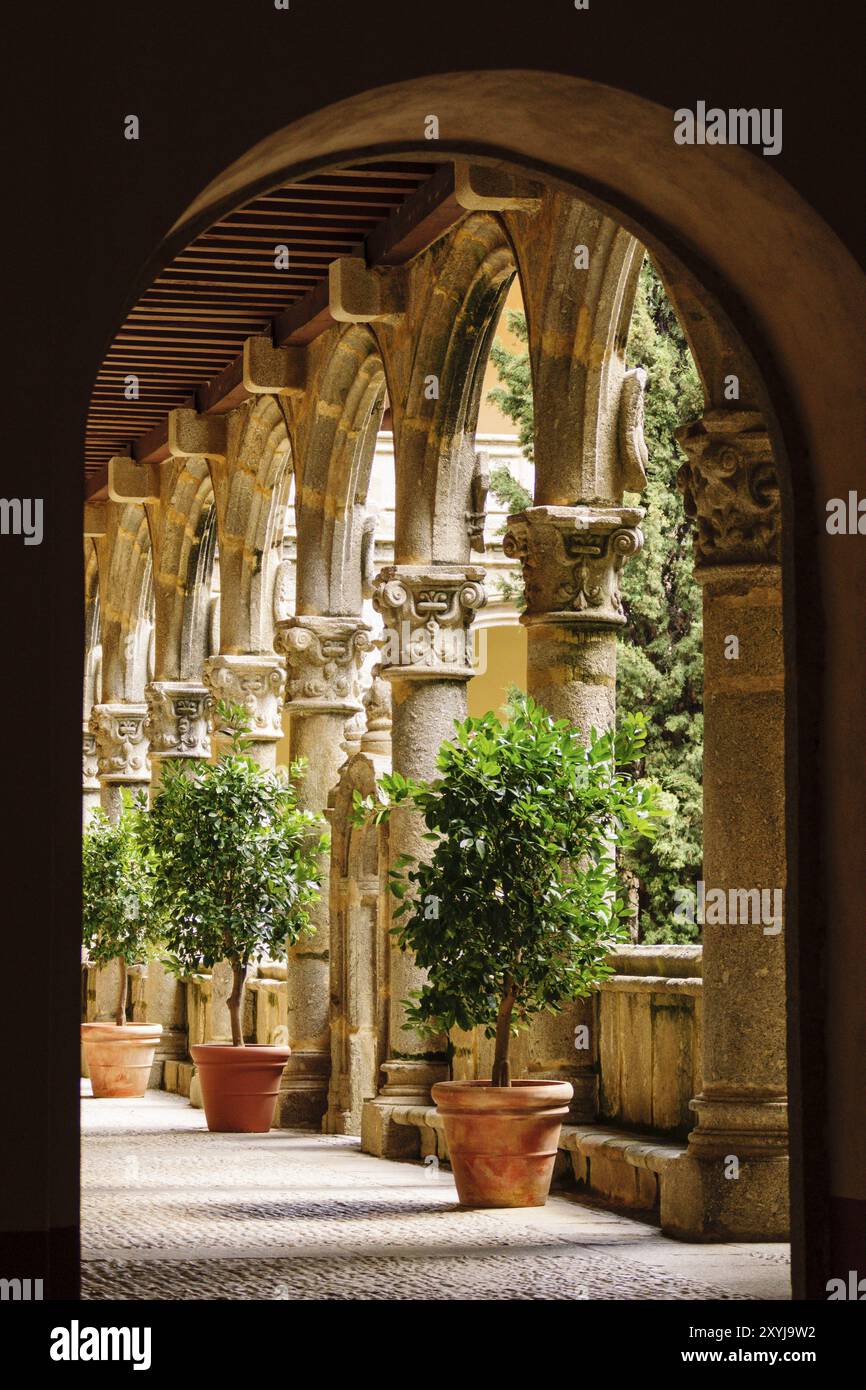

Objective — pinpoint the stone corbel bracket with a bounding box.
[454,161,543,213]
[372,565,487,681]
[108,455,160,505]
[168,408,227,462]
[466,451,490,555]
[618,368,650,494]
[84,501,107,538]
[329,257,406,323]
[242,335,307,396]
[503,505,644,628]
[275,615,372,716]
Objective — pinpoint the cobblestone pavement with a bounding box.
[81,1089,791,1301]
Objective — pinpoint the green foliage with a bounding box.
[354,695,666,1062]
[141,703,326,978]
[82,794,158,969]
[619,259,704,941]
[486,261,705,942]
[489,464,532,516]
[488,311,534,461]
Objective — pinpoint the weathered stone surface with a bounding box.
[80,1091,790,1300]
[276,614,371,714]
[373,564,487,680]
[89,703,150,783]
[203,654,285,765]
[676,409,780,567]
[144,680,212,760]
[503,505,644,628]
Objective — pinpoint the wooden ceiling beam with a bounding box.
[92,161,459,480]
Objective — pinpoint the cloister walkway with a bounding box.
[81,1090,790,1301]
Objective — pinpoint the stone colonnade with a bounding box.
[82,177,789,1238]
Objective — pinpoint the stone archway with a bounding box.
[85,72,866,1296]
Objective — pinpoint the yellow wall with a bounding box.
[476,278,526,436]
[468,623,527,720]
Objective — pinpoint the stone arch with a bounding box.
[499,198,644,504]
[371,213,515,563]
[98,504,154,702]
[146,457,218,682]
[83,540,102,716]
[290,323,387,616]
[210,393,292,654]
[106,72,866,1291]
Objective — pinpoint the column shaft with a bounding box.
[275,614,371,1127]
[665,408,788,1239]
[504,504,644,1118]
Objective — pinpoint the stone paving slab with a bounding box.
[81,1090,791,1302]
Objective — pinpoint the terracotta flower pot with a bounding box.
[191,1043,291,1133]
[432,1078,574,1208]
[81,1022,163,1098]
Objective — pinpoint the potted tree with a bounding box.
[81,795,163,1098]
[355,693,664,1208]
[143,703,325,1133]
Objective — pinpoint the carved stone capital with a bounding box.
[82,723,100,791]
[275,615,372,716]
[202,655,285,742]
[144,681,212,760]
[89,703,151,783]
[676,409,781,567]
[372,565,487,681]
[360,663,392,755]
[503,505,644,627]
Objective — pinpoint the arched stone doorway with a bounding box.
[81,72,866,1298]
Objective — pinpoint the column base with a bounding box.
[274,1051,330,1130]
[661,1088,789,1239]
[661,1150,789,1241]
[360,1058,449,1157]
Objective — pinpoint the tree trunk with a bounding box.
[115,957,127,1026]
[491,979,517,1087]
[228,959,246,1047]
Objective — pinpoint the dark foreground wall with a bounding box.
[2,0,863,1300]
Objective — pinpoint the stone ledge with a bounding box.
[380,1103,688,1216]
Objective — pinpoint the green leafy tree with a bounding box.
[618,259,704,941]
[486,261,704,941]
[82,795,158,1025]
[354,694,665,1086]
[142,703,326,1045]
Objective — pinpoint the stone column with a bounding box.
[503,505,644,1119]
[82,722,101,823]
[271,614,372,1127]
[88,702,151,823]
[202,654,285,771]
[325,668,393,1136]
[140,680,212,1084]
[85,702,151,1045]
[143,680,212,793]
[665,407,788,1239]
[361,564,487,1154]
